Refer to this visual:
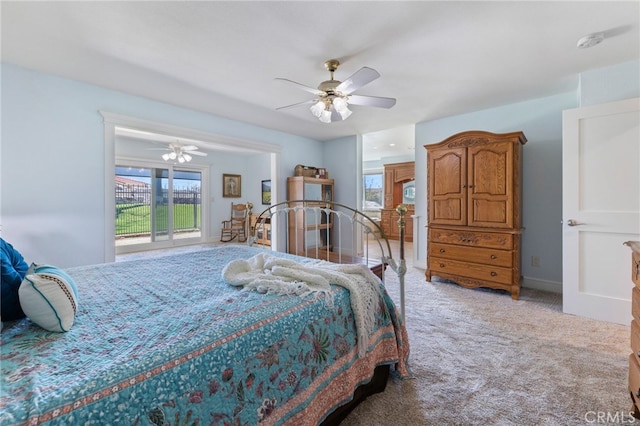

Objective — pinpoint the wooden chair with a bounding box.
[220,202,248,242]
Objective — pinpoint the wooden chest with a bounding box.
[626,241,640,418]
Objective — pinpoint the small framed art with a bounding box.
[261,180,271,205]
[223,174,241,198]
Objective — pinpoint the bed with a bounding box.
[1,203,410,425]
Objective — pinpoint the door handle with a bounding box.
[565,219,583,227]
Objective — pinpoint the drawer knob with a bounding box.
[636,389,640,398]
[440,263,445,268]
[490,255,497,260]
[490,272,497,277]
[439,248,446,253]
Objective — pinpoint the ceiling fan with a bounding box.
[275,59,396,123]
[158,142,207,163]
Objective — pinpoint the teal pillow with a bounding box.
[19,264,79,332]
[1,238,29,321]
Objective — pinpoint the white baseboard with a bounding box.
[522,276,562,294]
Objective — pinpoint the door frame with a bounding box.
[101,111,282,263]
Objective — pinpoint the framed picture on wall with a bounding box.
[223,174,241,198]
[261,180,271,205]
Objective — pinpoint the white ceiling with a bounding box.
[2,1,638,157]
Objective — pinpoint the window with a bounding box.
[363,173,383,210]
[115,166,202,247]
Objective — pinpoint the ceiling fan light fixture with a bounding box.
[319,109,332,123]
[159,141,204,162]
[310,100,325,117]
[338,107,352,120]
[332,96,352,120]
[277,58,396,123]
[332,96,348,111]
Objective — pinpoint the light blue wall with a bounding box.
[416,59,640,290]
[323,134,359,254]
[1,63,322,267]
[246,153,272,215]
[323,135,358,207]
[3,59,637,274]
[579,59,640,106]
[416,92,578,287]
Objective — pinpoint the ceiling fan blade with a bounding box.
[180,145,199,151]
[275,78,324,96]
[189,151,207,156]
[347,94,396,109]
[335,67,380,94]
[276,99,316,110]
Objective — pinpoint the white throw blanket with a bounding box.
[222,252,383,357]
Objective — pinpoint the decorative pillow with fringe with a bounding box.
[19,264,79,332]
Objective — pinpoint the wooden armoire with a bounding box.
[425,130,526,299]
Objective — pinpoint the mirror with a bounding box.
[403,182,415,204]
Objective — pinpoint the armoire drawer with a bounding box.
[429,242,513,268]
[430,257,513,285]
[429,228,513,250]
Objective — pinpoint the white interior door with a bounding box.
[562,97,640,325]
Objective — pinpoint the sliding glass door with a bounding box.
[115,164,203,252]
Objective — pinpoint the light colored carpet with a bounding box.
[118,244,630,426]
[343,265,630,426]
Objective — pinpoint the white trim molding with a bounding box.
[100,111,281,262]
[100,111,282,154]
[522,276,562,294]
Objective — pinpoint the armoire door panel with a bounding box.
[428,147,466,225]
[468,145,512,192]
[432,151,464,195]
[468,142,513,228]
[433,199,464,224]
[471,153,507,195]
[472,199,508,226]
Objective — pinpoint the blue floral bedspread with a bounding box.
[0,245,409,425]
